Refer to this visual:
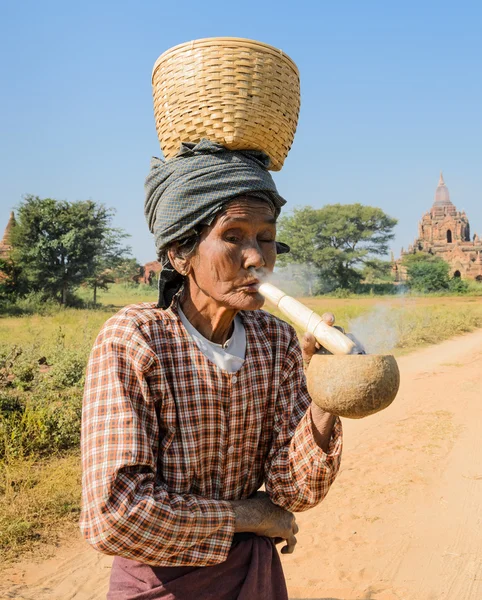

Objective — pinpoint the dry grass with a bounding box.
[268,296,482,355]
[0,453,81,563]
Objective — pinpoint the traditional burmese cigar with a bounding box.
[257,282,356,355]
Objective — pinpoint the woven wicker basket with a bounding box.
[151,37,300,171]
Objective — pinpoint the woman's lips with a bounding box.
[239,280,261,292]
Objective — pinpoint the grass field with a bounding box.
[2,286,481,353]
[0,285,481,563]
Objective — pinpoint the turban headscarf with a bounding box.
[144,139,288,308]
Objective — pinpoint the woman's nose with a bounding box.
[243,242,266,269]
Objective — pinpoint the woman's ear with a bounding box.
[167,245,190,276]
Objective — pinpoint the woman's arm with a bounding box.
[301,332,337,452]
[310,406,337,452]
[262,327,343,513]
[80,314,235,567]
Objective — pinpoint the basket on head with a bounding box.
[151,37,300,171]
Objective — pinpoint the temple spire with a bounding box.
[433,172,452,206]
[0,211,16,259]
[2,211,15,245]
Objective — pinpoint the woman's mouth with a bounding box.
[239,279,261,293]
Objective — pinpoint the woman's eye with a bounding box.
[225,235,241,243]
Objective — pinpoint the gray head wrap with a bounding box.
[144,139,288,308]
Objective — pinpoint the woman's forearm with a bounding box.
[310,404,336,452]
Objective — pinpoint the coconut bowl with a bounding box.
[306,354,400,419]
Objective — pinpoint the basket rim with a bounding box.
[151,37,299,83]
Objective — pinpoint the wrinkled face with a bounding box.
[186,197,277,311]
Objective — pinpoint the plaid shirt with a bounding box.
[80,299,342,567]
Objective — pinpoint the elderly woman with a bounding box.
[80,140,342,600]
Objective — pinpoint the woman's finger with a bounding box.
[322,312,335,326]
[301,332,317,366]
[281,534,297,554]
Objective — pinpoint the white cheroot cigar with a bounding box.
[257,282,356,355]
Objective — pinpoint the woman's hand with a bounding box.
[231,491,299,554]
[301,311,338,367]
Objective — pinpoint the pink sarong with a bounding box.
[106,535,288,600]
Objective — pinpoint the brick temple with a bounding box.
[393,174,482,282]
[0,212,15,260]
[0,211,15,281]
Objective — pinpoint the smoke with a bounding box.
[270,263,321,296]
[251,265,404,355]
[348,305,400,354]
[249,264,322,296]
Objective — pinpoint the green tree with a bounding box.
[402,253,450,292]
[84,231,132,304]
[111,258,143,287]
[11,196,131,305]
[361,258,393,284]
[277,204,397,292]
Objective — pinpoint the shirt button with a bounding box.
[231,376,238,384]
[227,445,235,455]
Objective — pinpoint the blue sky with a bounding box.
[1,0,481,264]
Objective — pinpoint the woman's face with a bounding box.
[185,197,277,311]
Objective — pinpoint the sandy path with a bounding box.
[2,329,482,600]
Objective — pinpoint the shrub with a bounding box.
[448,277,469,294]
[0,392,23,415]
[11,349,39,390]
[332,288,352,299]
[8,292,58,316]
[0,336,87,459]
[403,254,450,292]
[46,350,86,389]
[23,390,83,454]
[0,389,83,459]
[0,346,39,391]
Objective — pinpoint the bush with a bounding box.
[403,254,450,292]
[0,392,23,416]
[10,292,59,315]
[465,279,482,295]
[0,346,39,391]
[46,349,86,389]
[332,288,352,299]
[23,390,83,454]
[11,349,39,391]
[353,282,400,295]
[448,277,469,294]
[0,335,87,459]
[0,389,83,459]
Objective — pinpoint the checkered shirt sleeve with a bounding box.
[263,330,343,512]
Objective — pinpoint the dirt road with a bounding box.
[2,329,482,600]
